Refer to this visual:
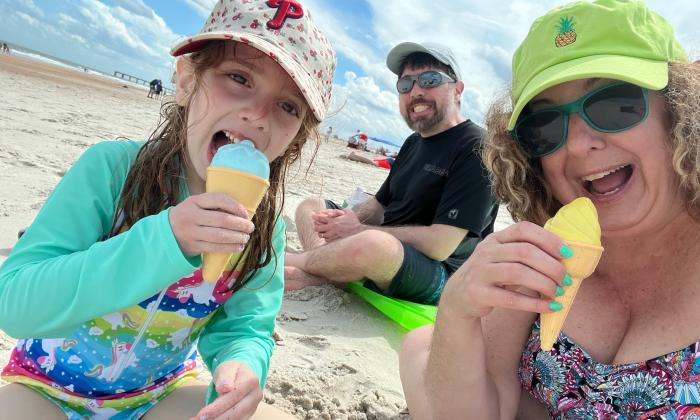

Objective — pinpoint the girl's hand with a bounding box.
[439,221,571,320]
[191,361,262,420]
[169,193,255,257]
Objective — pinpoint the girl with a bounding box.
[0,0,335,418]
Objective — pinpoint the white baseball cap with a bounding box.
[171,0,336,121]
[386,41,462,80]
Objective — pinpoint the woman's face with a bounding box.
[177,42,307,194]
[537,78,682,237]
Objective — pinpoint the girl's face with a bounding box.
[538,78,683,238]
[177,42,308,194]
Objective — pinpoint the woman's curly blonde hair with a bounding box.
[483,61,700,226]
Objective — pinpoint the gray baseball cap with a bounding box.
[386,41,462,80]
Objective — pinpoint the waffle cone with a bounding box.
[540,240,603,351]
[201,166,269,282]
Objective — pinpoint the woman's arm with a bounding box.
[0,141,199,338]
[418,222,569,419]
[197,216,285,404]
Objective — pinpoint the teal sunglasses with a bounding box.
[511,82,649,158]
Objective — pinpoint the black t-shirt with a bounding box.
[375,120,498,274]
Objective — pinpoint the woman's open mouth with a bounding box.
[582,164,634,197]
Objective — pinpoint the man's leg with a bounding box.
[285,229,404,290]
[293,196,328,251]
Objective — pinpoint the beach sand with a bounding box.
[0,54,514,419]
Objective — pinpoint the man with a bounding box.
[285,41,498,304]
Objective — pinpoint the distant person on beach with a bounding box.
[346,129,361,148]
[1,43,10,55]
[285,41,498,306]
[342,150,396,169]
[147,78,162,99]
[154,79,163,98]
[399,1,700,419]
[0,0,335,419]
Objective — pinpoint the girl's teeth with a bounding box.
[223,132,241,144]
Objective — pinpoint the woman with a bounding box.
[399,0,700,418]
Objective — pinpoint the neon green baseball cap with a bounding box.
[507,0,688,130]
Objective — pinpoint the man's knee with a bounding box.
[345,230,403,266]
[295,196,326,221]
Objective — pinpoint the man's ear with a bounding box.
[453,80,465,102]
[175,57,195,106]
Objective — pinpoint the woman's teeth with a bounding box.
[581,164,627,182]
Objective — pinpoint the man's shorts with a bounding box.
[323,199,447,304]
[325,199,343,210]
[364,242,448,305]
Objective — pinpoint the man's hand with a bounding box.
[191,361,262,420]
[312,208,362,242]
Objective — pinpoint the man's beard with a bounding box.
[402,101,446,134]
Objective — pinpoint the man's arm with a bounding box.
[318,198,466,261]
[359,223,467,262]
[353,197,384,225]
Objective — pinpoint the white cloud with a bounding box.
[2,0,698,148]
[325,71,411,145]
[306,0,700,144]
[182,0,216,18]
[18,0,44,18]
[14,11,40,27]
[114,0,153,18]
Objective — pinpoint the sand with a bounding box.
[0,54,514,419]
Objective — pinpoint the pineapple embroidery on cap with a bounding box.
[555,16,577,47]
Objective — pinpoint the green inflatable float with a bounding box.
[346,281,437,330]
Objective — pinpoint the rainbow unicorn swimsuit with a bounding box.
[0,141,284,419]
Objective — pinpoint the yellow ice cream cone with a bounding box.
[201,166,269,282]
[539,240,603,351]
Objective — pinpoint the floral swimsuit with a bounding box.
[519,321,700,419]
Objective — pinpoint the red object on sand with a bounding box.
[373,159,391,170]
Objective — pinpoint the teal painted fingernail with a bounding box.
[549,301,563,311]
[563,274,572,286]
[560,244,573,259]
[556,286,565,297]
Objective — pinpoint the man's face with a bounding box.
[398,65,459,136]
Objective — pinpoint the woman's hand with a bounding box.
[169,193,255,257]
[191,361,262,420]
[440,221,571,320]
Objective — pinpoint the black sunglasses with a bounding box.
[396,70,455,94]
[511,82,649,158]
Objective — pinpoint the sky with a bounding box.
[1,0,699,147]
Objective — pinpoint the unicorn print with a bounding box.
[85,338,138,382]
[37,338,77,373]
[85,399,119,419]
[100,311,137,331]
